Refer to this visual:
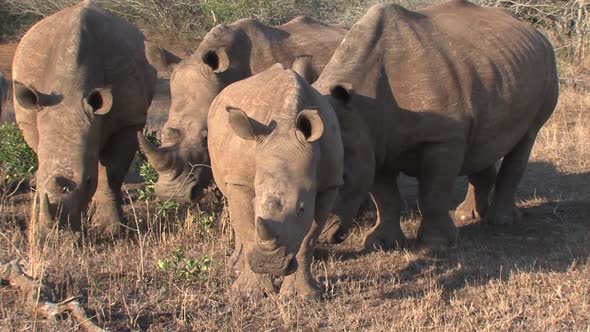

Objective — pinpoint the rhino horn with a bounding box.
[39,193,53,226]
[256,217,280,249]
[137,132,174,172]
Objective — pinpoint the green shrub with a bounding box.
[156,247,211,281]
[136,130,159,201]
[0,122,37,186]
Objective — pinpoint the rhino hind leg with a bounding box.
[455,165,497,222]
[90,127,142,238]
[485,130,539,225]
[280,188,339,299]
[363,178,406,251]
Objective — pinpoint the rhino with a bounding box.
[139,16,346,203]
[208,64,343,298]
[12,0,157,237]
[304,0,559,249]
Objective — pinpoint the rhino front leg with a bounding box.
[226,185,275,297]
[90,127,142,237]
[455,165,497,222]
[416,144,463,250]
[363,176,406,251]
[486,130,538,225]
[280,188,338,299]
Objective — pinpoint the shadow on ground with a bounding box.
[316,160,590,300]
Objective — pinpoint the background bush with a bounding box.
[0,0,586,64]
[0,123,37,189]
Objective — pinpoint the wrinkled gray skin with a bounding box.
[12,0,156,238]
[306,0,559,249]
[208,65,343,298]
[140,16,345,203]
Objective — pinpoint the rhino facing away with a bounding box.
[12,0,156,237]
[306,0,559,248]
[140,16,346,203]
[208,64,343,298]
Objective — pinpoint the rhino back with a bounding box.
[197,16,345,79]
[315,0,557,172]
[13,1,155,139]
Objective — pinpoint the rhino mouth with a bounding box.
[319,215,349,244]
[247,245,297,276]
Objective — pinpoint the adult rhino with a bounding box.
[12,0,157,237]
[140,16,346,203]
[208,64,343,298]
[307,0,559,249]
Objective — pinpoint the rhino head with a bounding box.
[140,33,249,203]
[225,90,325,275]
[13,81,112,232]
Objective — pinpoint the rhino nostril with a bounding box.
[190,185,201,201]
[163,127,182,143]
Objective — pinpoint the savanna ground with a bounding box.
[1,0,590,331]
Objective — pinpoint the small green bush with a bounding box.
[156,247,211,281]
[0,122,37,186]
[136,130,159,201]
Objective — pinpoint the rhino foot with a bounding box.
[454,200,483,222]
[485,205,523,225]
[279,274,321,300]
[417,219,457,252]
[363,228,407,251]
[230,268,276,298]
[88,201,124,239]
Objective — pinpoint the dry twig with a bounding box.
[0,259,105,332]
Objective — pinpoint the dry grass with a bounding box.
[1,1,590,330]
[1,84,589,331]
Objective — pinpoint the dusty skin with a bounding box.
[138,16,346,204]
[308,0,559,250]
[11,1,157,239]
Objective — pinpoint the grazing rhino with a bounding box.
[208,64,343,298]
[306,0,559,249]
[139,16,346,203]
[12,0,157,237]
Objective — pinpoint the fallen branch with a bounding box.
[0,259,105,332]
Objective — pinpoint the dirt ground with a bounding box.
[0,41,589,331]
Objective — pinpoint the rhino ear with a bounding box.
[291,55,314,83]
[85,87,113,115]
[227,107,272,141]
[13,81,62,111]
[227,107,256,140]
[202,48,230,73]
[330,83,353,105]
[296,108,324,143]
[144,40,181,75]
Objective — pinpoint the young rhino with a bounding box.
[12,1,156,238]
[208,64,343,298]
